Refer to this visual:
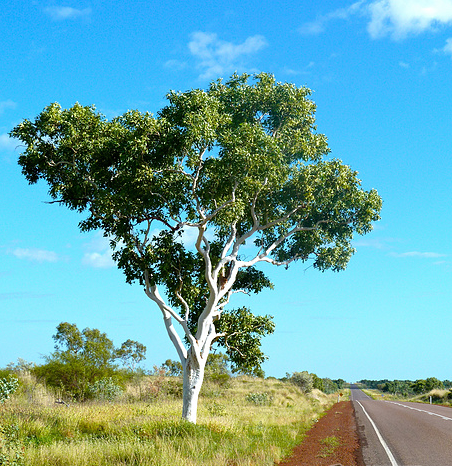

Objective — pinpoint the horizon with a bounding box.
[2,0,452,383]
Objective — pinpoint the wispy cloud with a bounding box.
[368,0,452,39]
[299,1,365,35]
[44,6,92,21]
[300,0,452,40]
[10,248,60,263]
[188,32,267,79]
[442,37,452,55]
[82,233,115,268]
[0,99,16,115]
[390,251,447,258]
[0,133,17,152]
[164,59,188,71]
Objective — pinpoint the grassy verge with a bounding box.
[0,375,337,466]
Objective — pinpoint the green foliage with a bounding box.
[12,72,382,415]
[32,322,145,400]
[288,371,313,394]
[358,377,446,397]
[0,377,19,404]
[216,307,274,376]
[0,424,24,466]
[161,359,183,376]
[245,392,273,406]
[115,340,147,371]
[87,377,123,402]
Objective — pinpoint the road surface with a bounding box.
[351,384,452,466]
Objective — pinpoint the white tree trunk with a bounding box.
[181,347,206,424]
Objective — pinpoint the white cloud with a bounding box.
[164,59,188,71]
[442,37,452,54]
[368,0,452,39]
[44,6,92,21]
[11,248,59,263]
[299,1,452,40]
[82,250,115,268]
[82,233,116,268]
[299,1,365,35]
[188,32,267,79]
[0,100,16,115]
[0,133,17,152]
[390,251,447,258]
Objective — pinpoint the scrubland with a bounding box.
[0,373,338,466]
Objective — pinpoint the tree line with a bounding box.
[1,322,347,403]
[358,378,452,396]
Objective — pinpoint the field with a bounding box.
[0,373,337,466]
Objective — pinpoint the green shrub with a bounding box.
[87,377,123,402]
[0,424,25,466]
[289,371,313,393]
[246,392,273,406]
[207,402,227,416]
[0,376,19,404]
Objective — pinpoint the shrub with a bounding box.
[0,376,19,404]
[246,392,273,406]
[0,424,25,466]
[289,371,313,393]
[87,377,123,402]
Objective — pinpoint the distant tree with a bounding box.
[12,72,382,422]
[33,322,146,400]
[333,379,346,390]
[289,371,313,394]
[116,339,147,371]
[411,379,427,394]
[162,359,183,376]
[425,377,444,392]
[311,373,324,391]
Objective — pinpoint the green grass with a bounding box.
[0,375,337,466]
[317,435,341,458]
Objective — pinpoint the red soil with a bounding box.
[276,401,364,466]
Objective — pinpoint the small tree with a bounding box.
[116,339,147,371]
[289,371,313,394]
[33,322,146,400]
[12,73,381,422]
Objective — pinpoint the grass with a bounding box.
[0,374,337,466]
[317,435,341,458]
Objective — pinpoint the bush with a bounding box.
[246,392,273,406]
[0,376,19,404]
[87,377,123,401]
[0,424,25,466]
[289,371,313,394]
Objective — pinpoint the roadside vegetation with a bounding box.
[357,378,452,405]
[0,362,342,466]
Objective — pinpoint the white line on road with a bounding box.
[357,401,399,466]
[386,401,452,421]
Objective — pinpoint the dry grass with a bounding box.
[1,374,338,466]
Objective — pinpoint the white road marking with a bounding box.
[357,401,400,466]
[386,401,452,421]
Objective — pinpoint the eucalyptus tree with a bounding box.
[11,73,382,423]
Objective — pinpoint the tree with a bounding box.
[116,339,147,371]
[11,72,382,422]
[288,371,314,394]
[33,322,146,400]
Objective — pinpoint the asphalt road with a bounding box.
[351,384,452,466]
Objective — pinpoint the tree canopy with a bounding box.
[11,72,382,421]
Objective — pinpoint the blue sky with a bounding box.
[1,0,452,382]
